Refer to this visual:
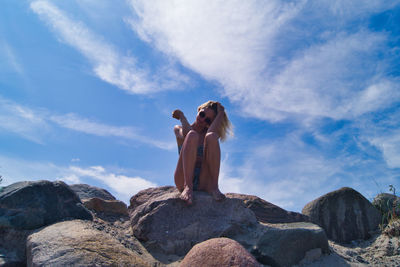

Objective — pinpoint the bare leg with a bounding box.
[199,132,225,201]
[174,125,184,148]
[174,130,199,205]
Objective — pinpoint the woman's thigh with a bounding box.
[174,155,184,192]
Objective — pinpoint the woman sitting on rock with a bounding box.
[172,101,232,205]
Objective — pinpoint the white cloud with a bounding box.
[367,128,400,169]
[349,108,400,170]
[50,113,140,138]
[0,97,49,144]
[30,0,190,94]
[218,138,339,211]
[62,174,81,184]
[128,0,400,121]
[315,0,400,19]
[256,32,397,120]
[67,165,157,203]
[0,96,174,150]
[0,155,65,185]
[50,113,175,150]
[239,142,337,210]
[218,127,400,211]
[372,136,400,169]
[0,41,24,75]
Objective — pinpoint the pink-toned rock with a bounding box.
[180,238,261,267]
[83,197,128,216]
[227,193,309,223]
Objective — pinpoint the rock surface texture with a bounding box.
[247,222,329,267]
[129,187,258,257]
[129,185,176,212]
[227,193,309,223]
[82,197,128,216]
[0,227,32,266]
[2,181,399,266]
[0,180,92,230]
[180,237,261,267]
[129,187,331,266]
[70,183,116,201]
[302,187,381,243]
[27,220,151,267]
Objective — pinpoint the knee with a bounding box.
[173,125,182,137]
[185,130,199,144]
[205,132,219,145]
[173,125,181,133]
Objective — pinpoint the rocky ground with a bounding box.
[92,210,400,267]
[298,228,400,267]
[2,181,400,266]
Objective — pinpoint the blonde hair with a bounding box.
[197,100,233,142]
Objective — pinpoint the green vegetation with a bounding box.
[373,185,400,236]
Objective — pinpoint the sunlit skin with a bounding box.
[172,103,226,205]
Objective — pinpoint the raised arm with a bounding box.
[172,109,191,137]
[207,103,224,138]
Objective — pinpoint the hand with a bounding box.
[216,102,224,115]
[172,109,183,120]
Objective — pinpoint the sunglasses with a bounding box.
[199,111,212,125]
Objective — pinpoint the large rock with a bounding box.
[302,187,381,243]
[82,197,128,216]
[27,220,151,267]
[129,187,257,256]
[0,180,92,230]
[129,187,330,266]
[247,222,329,267]
[227,193,309,223]
[70,183,116,201]
[180,237,261,267]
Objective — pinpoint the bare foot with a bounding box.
[211,189,226,201]
[180,186,193,205]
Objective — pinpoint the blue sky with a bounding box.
[1,0,400,212]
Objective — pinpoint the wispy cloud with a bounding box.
[219,127,400,211]
[220,139,339,210]
[65,165,157,203]
[0,97,49,144]
[30,0,190,94]
[0,41,24,75]
[357,108,400,169]
[128,0,400,121]
[0,96,174,150]
[126,1,400,207]
[50,113,175,150]
[370,133,400,169]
